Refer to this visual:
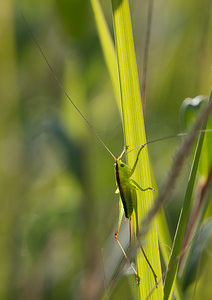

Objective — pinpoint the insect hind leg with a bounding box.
[135,225,158,287]
[115,228,140,284]
[115,199,139,283]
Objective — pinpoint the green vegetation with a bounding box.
[0,0,212,299]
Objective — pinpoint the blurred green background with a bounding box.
[0,0,212,299]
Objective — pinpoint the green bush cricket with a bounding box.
[114,145,157,285]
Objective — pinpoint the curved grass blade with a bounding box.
[90,0,121,110]
[111,0,163,298]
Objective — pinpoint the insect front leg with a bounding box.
[129,144,146,177]
[131,178,155,192]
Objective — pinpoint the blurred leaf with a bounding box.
[182,218,212,289]
[180,95,207,131]
[90,0,121,110]
[56,0,90,38]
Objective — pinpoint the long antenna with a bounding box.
[22,14,116,161]
[123,129,212,157]
[141,0,154,108]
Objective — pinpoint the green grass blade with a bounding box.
[90,2,182,297]
[111,0,163,298]
[163,94,212,299]
[90,0,121,110]
[156,210,183,300]
[152,162,182,299]
[180,166,212,288]
[164,133,206,300]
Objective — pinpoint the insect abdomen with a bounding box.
[120,186,134,218]
[115,162,134,218]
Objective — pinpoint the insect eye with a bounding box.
[120,163,125,167]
